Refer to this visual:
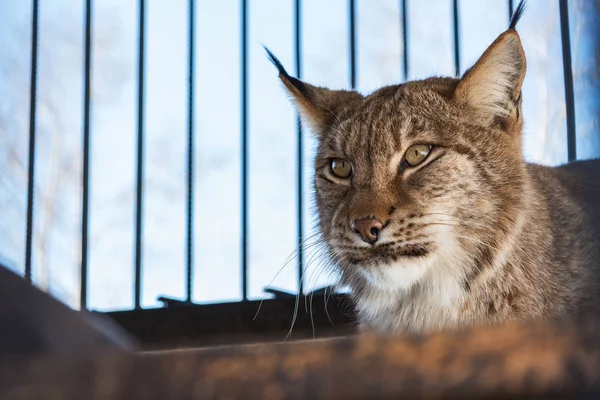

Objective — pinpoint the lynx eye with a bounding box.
[330,158,352,178]
[404,144,432,167]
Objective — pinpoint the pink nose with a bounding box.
[351,218,383,244]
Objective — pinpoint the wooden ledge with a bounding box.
[1,316,600,399]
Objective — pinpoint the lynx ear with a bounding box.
[454,29,526,127]
[265,47,362,135]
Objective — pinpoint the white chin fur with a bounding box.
[352,233,469,334]
[358,255,433,292]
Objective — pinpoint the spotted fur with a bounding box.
[267,1,600,335]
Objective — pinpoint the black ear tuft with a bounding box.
[509,0,527,30]
[263,46,311,99]
[263,46,289,78]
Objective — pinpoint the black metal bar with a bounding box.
[80,0,93,310]
[452,0,460,77]
[349,0,356,89]
[295,0,304,295]
[401,0,408,81]
[241,0,248,301]
[508,0,514,20]
[25,0,39,283]
[185,0,195,303]
[559,0,576,162]
[134,0,146,309]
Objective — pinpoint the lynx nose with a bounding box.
[351,217,383,245]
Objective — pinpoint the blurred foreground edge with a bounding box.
[0,265,138,359]
[0,262,599,399]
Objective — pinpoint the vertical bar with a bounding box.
[185,0,195,303]
[401,0,408,81]
[134,0,146,309]
[559,0,576,162]
[349,0,356,89]
[241,0,248,301]
[452,0,460,77]
[80,0,93,310]
[25,0,40,283]
[295,0,304,295]
[508,0,514,20]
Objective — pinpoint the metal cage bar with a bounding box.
[401,0,408,81]
[25,0,40,283]
[80,0,93,310]
[241,0,249,301]
[452,0,460,77]
[349,0,356,89]
[295,0,305,295]
[185,0,196,303]
[134,0,146,309]
[559,0,577,162]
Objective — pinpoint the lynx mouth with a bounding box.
[344,242,433,266]
[395,245,431,258]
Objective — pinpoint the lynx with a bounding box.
[268,0,600,335]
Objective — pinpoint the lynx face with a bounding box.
[311,79,525,295]
[267,13,527,303]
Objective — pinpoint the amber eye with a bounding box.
[404,144,432,167]
[330,158,352,178]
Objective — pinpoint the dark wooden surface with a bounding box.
[103,294,357,350]
[1,316,600,399]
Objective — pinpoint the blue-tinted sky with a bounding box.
[0,0,598,311]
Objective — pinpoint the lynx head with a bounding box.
[268,4,527,299]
